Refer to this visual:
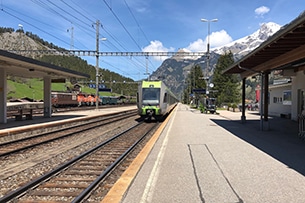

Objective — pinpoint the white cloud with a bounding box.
[125,0,150,13]
[255,6,270,17]
[209,30,233,47]
[142,40,175,61]
[185,30,233,52]
[185,39,205,52]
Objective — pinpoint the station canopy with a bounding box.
[0,49,89,79]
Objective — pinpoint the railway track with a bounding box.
[6,103,135,119]
[0,121,158,202]
[0,110,138,157]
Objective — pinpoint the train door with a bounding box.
[163,92,168,103]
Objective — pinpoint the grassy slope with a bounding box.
[7,79,114,101]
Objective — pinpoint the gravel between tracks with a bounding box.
[0,116,139,197]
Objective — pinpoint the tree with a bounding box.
[212,52,240,106]
[182,64,206,105]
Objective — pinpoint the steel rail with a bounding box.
[0,110,137,157]
[72,122,158,202]
[0,122,143,203]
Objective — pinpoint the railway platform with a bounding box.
[104,103,305,203]
[0,105,137,133]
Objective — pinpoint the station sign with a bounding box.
[193,88,206,94]
[98,88,112,92]
[89,84,107,89]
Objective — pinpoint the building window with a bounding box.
[283,90,292,105]
[273,96,283,104]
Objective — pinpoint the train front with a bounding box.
[138,81,161,119]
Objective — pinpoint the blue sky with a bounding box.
[1,0,304,81]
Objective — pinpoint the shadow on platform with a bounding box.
[210,116,305,176]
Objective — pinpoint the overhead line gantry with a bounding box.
[8,50,207,57]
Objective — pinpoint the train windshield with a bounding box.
[142,88,160,105]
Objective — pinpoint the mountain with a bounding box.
[213,22,281,57]
[150,22,281,97]
[0,28,137,99]
[0,31,49,58]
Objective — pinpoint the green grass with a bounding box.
[7,78,119,101]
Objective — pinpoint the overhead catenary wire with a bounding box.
[32,0,97,39]
[124,0,150,45]
[2,0,159,79]
[60,0,93,23]
[1,8,71,48]
[123,0,156,73]
[101,0,142,51]
[63,0,153,74]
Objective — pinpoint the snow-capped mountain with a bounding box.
[213,22,281,56]
[150,22,282,97]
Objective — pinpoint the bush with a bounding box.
[232,103,237,109]
[199,103,204,113]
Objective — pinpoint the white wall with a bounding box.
[269,84,291,117]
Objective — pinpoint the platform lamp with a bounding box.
[200,18,218,95]
[95,22,107,110]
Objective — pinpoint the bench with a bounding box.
[13,109,33,121]
[280,113,291,119]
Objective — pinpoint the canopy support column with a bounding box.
[263,71,270,130]
[0,68,7,123]
[241,78,246,123]
[43,76,52,118]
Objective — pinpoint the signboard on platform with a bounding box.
[193,88,206,94]
[98,88,112,92]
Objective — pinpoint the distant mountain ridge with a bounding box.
[213,22,281,56]
[150,22,282,97]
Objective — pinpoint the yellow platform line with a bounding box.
[101,109,176,203]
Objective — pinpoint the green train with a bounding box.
[137,80,179,120]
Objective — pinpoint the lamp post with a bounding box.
[200,18,218,95]
[95,20,107,110]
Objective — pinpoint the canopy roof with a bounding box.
[0,49,89,79]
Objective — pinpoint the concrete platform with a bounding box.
[104,103,305,203]
[0,105,137,133]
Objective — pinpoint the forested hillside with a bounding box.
[1,27,138,100]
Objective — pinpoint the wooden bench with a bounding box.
[7,102,44,121]
[13,109,33,121]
